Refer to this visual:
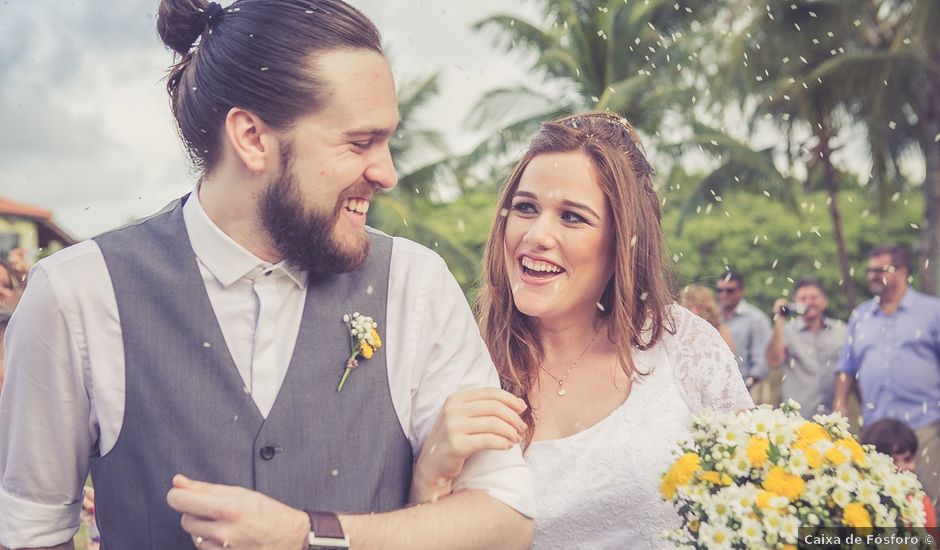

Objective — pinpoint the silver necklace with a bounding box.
[538,327,601,397]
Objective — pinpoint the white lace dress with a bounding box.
[525,305,754,549]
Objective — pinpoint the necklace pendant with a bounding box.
[557,387,567,397]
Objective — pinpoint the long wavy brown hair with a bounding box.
[476,112,676,448]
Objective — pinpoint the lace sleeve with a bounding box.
[667,305,754,413]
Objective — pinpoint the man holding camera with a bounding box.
[766,277,847,418]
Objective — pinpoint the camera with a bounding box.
[778,303,807,317]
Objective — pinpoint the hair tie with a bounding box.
[198,2,224,35]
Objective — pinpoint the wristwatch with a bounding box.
[306,511,350,549]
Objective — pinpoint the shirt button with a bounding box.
[259,445,277,460]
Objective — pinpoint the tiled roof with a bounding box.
[0,197,53,220]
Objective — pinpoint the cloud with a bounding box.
[0,0,546,239]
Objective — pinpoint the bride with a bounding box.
[412,112,753,548]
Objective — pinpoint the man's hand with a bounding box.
[6,247,31,283]
[766,298,790,369]
[165,475,310,550]
[832,372,855,418]
[771,298,789,323]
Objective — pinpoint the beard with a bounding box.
[868,278,890,296]
[259,146,370,274]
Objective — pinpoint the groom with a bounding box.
[0,1,533,548]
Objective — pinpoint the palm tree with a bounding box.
[668,121,800,235]
[367,73,485,289]
[830,0,940,294]
[466,0,710,162]
[746,0,940,295]
[702,0,921,307]
[729,0,938,294]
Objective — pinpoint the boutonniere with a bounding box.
[337,312,382,392]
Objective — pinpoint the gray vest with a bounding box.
[90,196,413,549]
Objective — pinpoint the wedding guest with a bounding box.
[0,258,26,392]
[717,269,773,395]
[679,284,735,351]
[412,112,754,548]
[5,248,30,287]
[860,418,938,527]
[834,244,940,528]
[0,1,534,548]
[766,277,847,419]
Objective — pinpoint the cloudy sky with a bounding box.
[0,0,543,241]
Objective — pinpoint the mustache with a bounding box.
[340,183,376,201]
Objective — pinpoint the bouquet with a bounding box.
[661,402,929,548]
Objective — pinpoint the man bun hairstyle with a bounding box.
[157,0,218,56]
[155,0,383,173]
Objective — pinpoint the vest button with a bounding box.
[259,445,277,460]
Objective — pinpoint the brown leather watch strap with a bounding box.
[307,510,345,540]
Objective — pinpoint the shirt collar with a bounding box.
[898,287,916,311]
[868,287,915,316]
[182,189,307,289]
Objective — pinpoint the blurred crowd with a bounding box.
[682,243,940,522]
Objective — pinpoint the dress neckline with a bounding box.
[526,351,667,449]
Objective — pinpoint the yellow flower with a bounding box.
[793,441,824,470]
[661,479,677,500]
[746,436,770,467]
[661,452,700,499]
[756,490,779,510]
[836,438,867,465]
[339,313,382,392]
[698,471,733,486]
[825,445,848,466]
[763,466,805,500]
[843,502,872,528]
[797,422,831,445]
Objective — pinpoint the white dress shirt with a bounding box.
[0,192,533,548]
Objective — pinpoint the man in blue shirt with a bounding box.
[835,244,940,519]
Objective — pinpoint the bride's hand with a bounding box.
[411,387,527,504]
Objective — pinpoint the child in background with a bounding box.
[860,418,938,527]
[80,487,99,549]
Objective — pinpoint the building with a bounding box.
[0,197,75,259]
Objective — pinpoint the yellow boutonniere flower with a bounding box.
[337,312,382,392]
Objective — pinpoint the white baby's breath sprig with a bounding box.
[337,312,382,392]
